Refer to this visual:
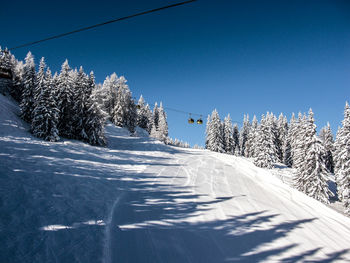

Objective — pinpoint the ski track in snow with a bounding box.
[1,94,350,262]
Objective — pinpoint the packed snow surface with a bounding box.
[1,94,350,262]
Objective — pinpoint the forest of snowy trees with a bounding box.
[0,48,168,145]
[205,107,350,214]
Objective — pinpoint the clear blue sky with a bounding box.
[1,0,350,146]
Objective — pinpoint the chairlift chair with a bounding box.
[196,118,203,125]
[188,114,194,124]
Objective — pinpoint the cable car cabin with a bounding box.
[0,67,12,80]
[188,118,194,124]
[197,118,203,124]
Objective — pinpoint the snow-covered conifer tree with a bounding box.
[205,109,224,153]
[34,57,46,104]
[11,60,24,102]
[277,113,288,162]
[111,76,136,132]
[31,68,60,141]
[239,114,250,156]
[223,114,234,154]
[266,112,279,160]
[334,102,350,212]
[153,102,159,130]
[20,52,36,123]
[254,114,276,169]
[293,109,333,203]
[136,95,150,130]
[157,102,168,143]
[319,123,334,173]
[95,73,119,118]
[0,47,13,94]
[71,66,90,139]
[232,123,240,155]
[145,104,153,134]
[57,60,74,138]
[244,115,257,158]
[81,72,107,146]
[291,113,307,170]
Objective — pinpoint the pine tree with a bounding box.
[277,113,288,162]
[20,52,36,123]
[239,114,250,156]
[95,73,119,118]
[293,109,333,203]
[136,95,150,130]
[57,60,74,138]
[145,104,153,134]
[244,115,257,158]
[81,72,107,146]
[111,76,136,132]
[291,113,307,170]
[232,123,240,155]
[0,47,13,95]
[11,60,24,102]
[153,102,159,130]
[319,123,334,173]
[31,68,60,141]
[34,57,46,104]
[284,113,297,167]
[205,109,224,153]
[334,102,350,213]
[150,122,158,139]
[266,112,279,160]
[223,114,234,154]
[157,102,168,143]
[254,114,276,169]
[72,66,89,139]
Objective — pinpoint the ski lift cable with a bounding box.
[8,0,197,51]
[135,99,242,124]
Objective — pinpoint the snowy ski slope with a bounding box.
[1,94,350,262]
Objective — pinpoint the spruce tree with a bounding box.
[82,72,107,146]
[254,114,276,169]
[205,109,224,153]
[334,102,350,213]
[72,66,90,139]
[96,73,119,118]
[57,60,74,138]
[34,57,46,104]
[223,114,234,154]
[157,102,168,143]
[111,76,136,132]
[0,48,13,95]
[291,113,307,170]
[20,52,36,123]
[319,123,334,173]
[232,123,240,156]
[31,68,60,141]
[11,60,24,102]
[153,102,159,130]
[136,95,150,130]
[245,115,257,158]
[293,109,332,203]
[277,113,288,162]
[239,114,250,156]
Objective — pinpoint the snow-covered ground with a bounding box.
[1,94,350,262]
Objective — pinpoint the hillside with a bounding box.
[1,94,350,263]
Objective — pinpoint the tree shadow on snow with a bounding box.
[0,122,349,262]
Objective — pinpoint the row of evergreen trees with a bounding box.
[0,48,168,145]
[205,106,350,214]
